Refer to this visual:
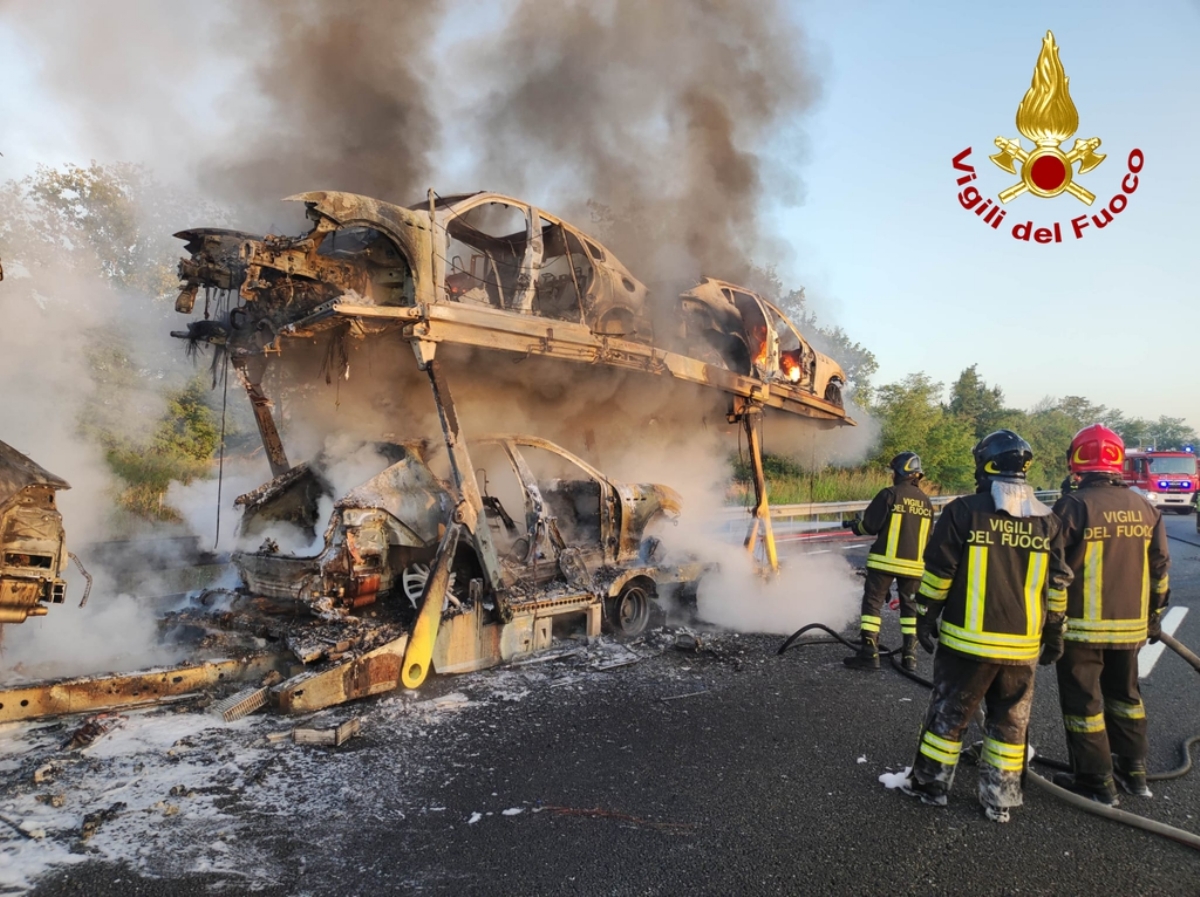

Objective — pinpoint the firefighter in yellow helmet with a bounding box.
[842,452,934,672]
[1050,424,1170,805]
[900,430,1072,822]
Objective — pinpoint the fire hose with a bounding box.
[778,623,1200,852]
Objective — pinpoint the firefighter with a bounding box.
[1050,424,1170,805]
[1060,447,1082,496]
[901,430,1072,822]
[841,452,934,672]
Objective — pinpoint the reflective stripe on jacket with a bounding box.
[1052,479,1170,647]
[916,492,1072,664]
[854,482,934,578]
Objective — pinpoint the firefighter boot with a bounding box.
[843,632,880,671]
[1113,756,1153,798]
[900,773,949,808]
[1051,772,1119,807]
[901,635,919,672]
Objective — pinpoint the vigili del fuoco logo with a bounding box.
[951,31,1142,243]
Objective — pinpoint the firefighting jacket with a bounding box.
[851,481,934,578]
[916,492,1072,664]
[1052,478,1170,647]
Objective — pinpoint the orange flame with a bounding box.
[780,353,802,383]
[749,324,769,368]
[1016,31,1079,145]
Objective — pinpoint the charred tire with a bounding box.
[605,578,656,639]
[824,378,844,408]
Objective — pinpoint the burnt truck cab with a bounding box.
[0,441,70,625]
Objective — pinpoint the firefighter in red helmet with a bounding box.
[900,431,1072,822]
[841,452,934,672]
[1051,424,1170,804]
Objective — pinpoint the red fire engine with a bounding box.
[1122,448,1198,514]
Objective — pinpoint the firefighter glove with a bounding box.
[916,612,939,654]
[841,515,860,532]
[1039,612,1066,666]
[1147,608,1164,644]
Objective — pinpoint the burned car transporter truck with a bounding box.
[166,190,856,695]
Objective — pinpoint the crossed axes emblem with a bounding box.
[989,136,1106,205]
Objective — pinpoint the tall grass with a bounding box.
[729,453,907,506]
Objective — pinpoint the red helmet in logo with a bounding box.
[1068,424,1124,474]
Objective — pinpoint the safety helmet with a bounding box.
[890,452,923,480]
[973,429,1034,482]
[1068,424,1124,474]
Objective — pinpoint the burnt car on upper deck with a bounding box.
[174,191,652,347]
[171,190,848,413]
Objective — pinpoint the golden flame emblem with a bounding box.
[990,31,1105,205]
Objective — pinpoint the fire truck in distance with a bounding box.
[1122,447,1197,514]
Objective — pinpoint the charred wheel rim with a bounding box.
[608,583,652,638]
[401,562,457,611]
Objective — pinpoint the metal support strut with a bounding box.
[730,398,779,574]
[232,356,290,479]
[400,340,506,689]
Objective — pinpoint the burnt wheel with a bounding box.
[605,580,654,639]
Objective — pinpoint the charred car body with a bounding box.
[235,435,683,630]
[199,432,702,713]
[0,440,70,625]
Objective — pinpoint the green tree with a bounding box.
[0,161,231,520]
[871,373,976,492]
[1057,395,1107,427]
[103,375,221,520]
[1141,416,1198,450]
[1020,400,1080,489]
[0,161,202,297]
[948,365,1007,438]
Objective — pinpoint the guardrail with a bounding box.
[717,491,1063,539]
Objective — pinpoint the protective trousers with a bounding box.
[1055,642,1148,776]
[910,650,1035,810]
[859,569,919,641]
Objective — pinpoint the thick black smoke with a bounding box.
[460,0,818,285]
[198,0,443,211]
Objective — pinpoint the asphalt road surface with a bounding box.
[20,515,1200,896]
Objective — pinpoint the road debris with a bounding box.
[292,718,361,747]
[32,762,59,784]
[60,713,124,751]
[0,813,45,840]
[211,686,269,722]
[80,802,126,840]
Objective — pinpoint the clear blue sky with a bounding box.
[777,0,1199,428]
[1,0,1196,429]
